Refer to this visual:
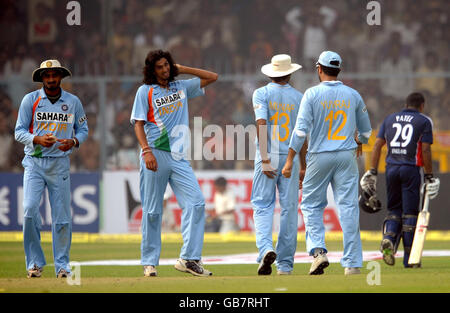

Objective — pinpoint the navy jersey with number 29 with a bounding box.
[377,108,433,166]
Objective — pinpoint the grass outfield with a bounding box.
[1,238,450,293]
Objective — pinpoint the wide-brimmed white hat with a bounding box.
[32,59,72,82]
[261,54,302,77]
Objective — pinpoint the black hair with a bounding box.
[406,92,425,109]
[269,74,291,84]
[214,177,227,187]
[320,64,340,77]
[142,50,179,85]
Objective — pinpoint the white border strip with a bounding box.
[73,250,450,266]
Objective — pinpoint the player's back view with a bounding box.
[251,54,305,275]
[361,92,439,267]
[283,51,372,276]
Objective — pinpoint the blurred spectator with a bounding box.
[202,28,233,74]
[113,134,139,170]
[2,45,37,107]
[0,111,13,171]
[213,177,238,234]
[0,5,26,49]
[379,34,414,101]
[167,26,202,67]
[415,51,445,97]
[77,133,100,171]
[132,21,160,73]
[282,5,302,58]
[112,19,133,75]
[161,186,177,232]
[249,31,273,72]
[302,11,327,70]
[0,0,449,173]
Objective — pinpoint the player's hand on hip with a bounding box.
[261,159,276,179]
[144,151,158,171]
[356,144,363,158]
[35,133,57,147]
[299,169,306,189]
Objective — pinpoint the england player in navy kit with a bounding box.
[360,92,440,267]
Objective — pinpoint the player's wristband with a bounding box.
[72,138,77,147]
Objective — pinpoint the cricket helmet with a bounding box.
[359,190,382,214]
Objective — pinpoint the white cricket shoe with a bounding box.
[344,267,361,275]
[143,265,157,277]
[174,259,212,277]
[309,249,329,275]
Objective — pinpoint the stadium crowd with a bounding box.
[0,0,448,172]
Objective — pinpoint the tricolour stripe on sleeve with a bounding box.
[28,96,41,134]
[147,87,156,125]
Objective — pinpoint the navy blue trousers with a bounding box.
[384,164,421,267]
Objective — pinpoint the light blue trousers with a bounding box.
[251,153,300,272]
[301,150,362,268]
[140,149,206,266]
[22,155,72,275]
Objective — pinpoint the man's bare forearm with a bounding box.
[422,143,433,174]
[256,119,269,161]
[370,138,385,171]
[176,64,218,87]
[134,120,150,149]
[299,138,308,170]
[286,148,297,165]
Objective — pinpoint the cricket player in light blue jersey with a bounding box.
[14,60,89,278]
[131,50,218,277]
[251,54,307,275]
[282,51,372,276]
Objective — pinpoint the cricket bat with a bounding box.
[408,189,430,265]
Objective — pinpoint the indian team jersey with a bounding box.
[253,83,303,155]
[130,78,204,156]
[377,108,433,166]
[15,88,89,157]
[291,81,372,153]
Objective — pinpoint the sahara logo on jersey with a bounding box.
[154,90,186,108]
[36,112,74,123]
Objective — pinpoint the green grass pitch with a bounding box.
[1,240,449,293]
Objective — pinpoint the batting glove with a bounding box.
[360,169,377,197]
[422,174,440,199]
